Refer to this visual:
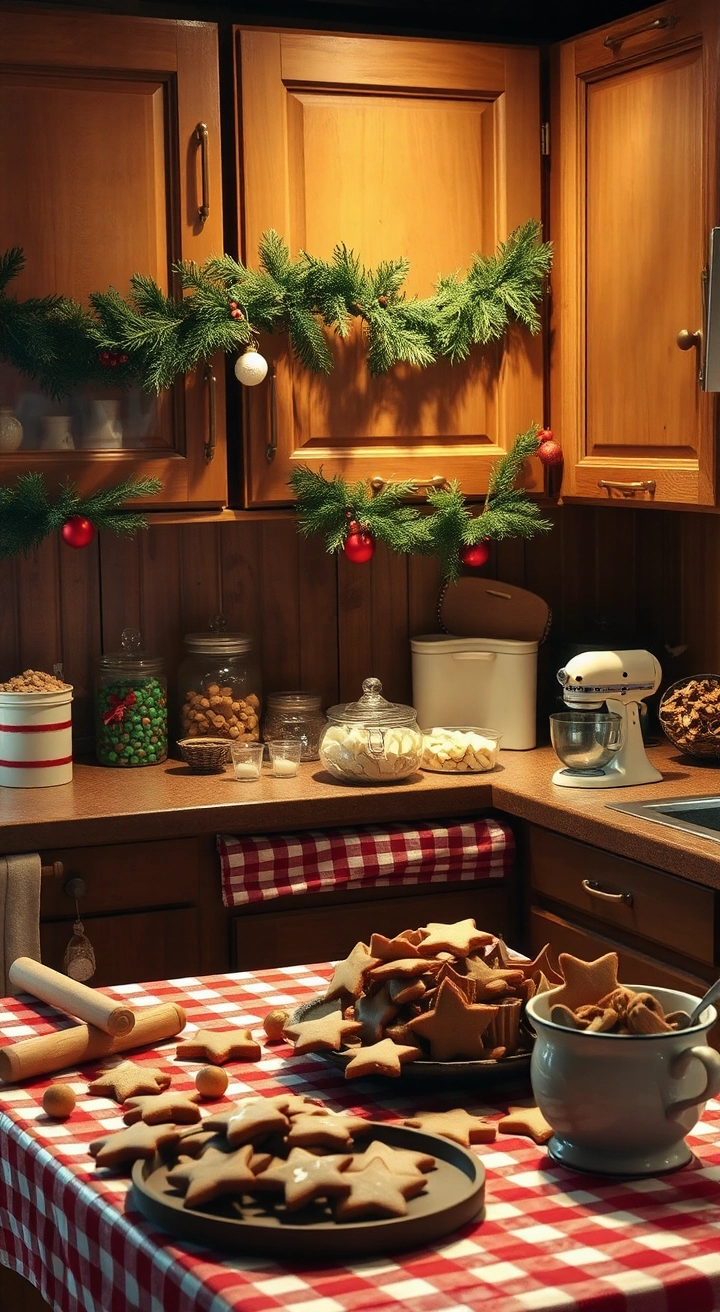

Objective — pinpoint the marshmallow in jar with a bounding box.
[318,677,422,783]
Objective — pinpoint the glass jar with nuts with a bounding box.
[177,617,262,745]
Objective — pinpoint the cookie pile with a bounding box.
[659,676,720,757]
[286,920,560,1073]
[91,1090,438,1222]
[548,951,692,1035]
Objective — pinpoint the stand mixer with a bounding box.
[551,649,663,788]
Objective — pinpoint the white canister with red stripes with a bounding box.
[0,687,73,787]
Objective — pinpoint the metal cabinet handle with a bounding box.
[204,361,216,463]
[582,878,633,906]
[603,14,679,50]
[371,475,449,495]
[195,122,210,224]
[266,364,278,463]
[597,480,656,498]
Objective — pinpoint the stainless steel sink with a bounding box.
[608,795,720,844]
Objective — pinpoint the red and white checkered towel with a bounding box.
[218,816,514,907]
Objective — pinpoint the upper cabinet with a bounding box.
[551,0,719,506]
[233,29,545,507]
[0,10,226,507]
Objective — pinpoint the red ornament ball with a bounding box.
[536,439,563,467]
[61,515,96,549]
[459,540,491,569]
[537,427,555,445]
[343,527,375,564]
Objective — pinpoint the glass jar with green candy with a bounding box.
[95,628,167,766]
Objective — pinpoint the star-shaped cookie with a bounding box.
[354,984,398,1044]
[343,1038,421,1079]
[369,931,421,962]
[347,1139,436,1175]
[122,1091,201,1126]
[324,941,380,1002]
[498,1104,553,1144]
[334,1160,427,1220]
[286,1110,370,1149]
[406,979,498,1060]
[167,1144,257,1207]
[549,952,620,1012]
[252,1147,353,1210]
[87,1061,171,1104]
[224,1099,290,1146]
[175,1028,262,1064]
[403,1108,497,1146]
[89,1121,182,1168]
[283,1012,363,1054]
[418,919,494,958]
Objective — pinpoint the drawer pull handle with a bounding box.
[597,479,656,499]
[204,360,217,463]
[40,861,64,879]
[603,15,679,50]
[266,363,278,463]
[582,878,633,906]
[195,122,210,224]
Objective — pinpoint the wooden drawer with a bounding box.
[40,907,199,986]
[234,884,511,972]
[39,839,200,917]
[527,826,715,966]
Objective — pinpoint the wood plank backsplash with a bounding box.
[1,503,711,755]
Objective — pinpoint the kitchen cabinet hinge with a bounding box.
[541,122,550,156]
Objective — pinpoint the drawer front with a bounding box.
[530,908,714,995]
[527,825,715,966]
[40,839,199,917]
[40,907,199,986]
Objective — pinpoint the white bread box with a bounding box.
[410,633,538,750]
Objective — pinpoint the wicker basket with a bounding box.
[176,737,232,774]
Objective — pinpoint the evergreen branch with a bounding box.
[0,474,162,558]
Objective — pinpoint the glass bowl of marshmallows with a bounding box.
[318,677,422,783]
[419,726,502,773]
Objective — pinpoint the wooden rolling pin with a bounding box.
[0,1001,186,1084]
[9,958,137,1037]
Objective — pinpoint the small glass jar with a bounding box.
[318,677,422,783]
[95,628,167,767]
[262,692,326,761]
[177,615,261,743]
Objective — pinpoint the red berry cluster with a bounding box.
[229,300,245,321]
[99,349,128,368]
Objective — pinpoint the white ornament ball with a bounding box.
[234,348,268,387]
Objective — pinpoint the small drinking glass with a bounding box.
[268,739,302,777]
[231,742,264,781]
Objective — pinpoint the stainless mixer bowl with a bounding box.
[550,711,623,771]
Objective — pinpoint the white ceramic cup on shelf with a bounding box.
[526,984,720,1176]
[40,415,74,451]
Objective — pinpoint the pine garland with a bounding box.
[0,473,162,558]
[290,426,552,581]
[0,223,551,399]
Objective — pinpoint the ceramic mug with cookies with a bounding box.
[527,981,720,1176]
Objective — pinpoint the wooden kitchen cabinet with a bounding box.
[0,9,226,507]
[233,28,544,506]
[551,0,720,507]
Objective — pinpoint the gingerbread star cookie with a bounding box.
[334,1160,427,1221]
[224,1099,290,1147]
[369,931,421,962]
[344,1038,422,1080]
[417,919,494,958]
[347,1139,436,1175]
[549,952,620,1012]
[283,1012,363,1054]
[89,1121,182,1168]
[403,1108,497,1147]
[167,1144,257,1207]
[87,1061,171,1104]
[354,984,398,1044]
[286,1110,371,1149]
[324,941,380,1003]
[122,1091,201,1126]
[406,979,498,1061]
[252,1147,353,1210]
[498,1104,553,1145]
[176,1028,262,1064]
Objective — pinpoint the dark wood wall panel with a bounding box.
[0,503,707,761]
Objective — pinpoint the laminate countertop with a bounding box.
[3,742,720,888]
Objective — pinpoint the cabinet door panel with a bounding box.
[236,30,543,505]
[40,907,199,986]
[551,0,718,506]
[0,12,226,506]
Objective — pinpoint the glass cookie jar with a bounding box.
[318,677,422,783]
[262,692,326,761]
[177,617,261,743]
[95,628,167,767]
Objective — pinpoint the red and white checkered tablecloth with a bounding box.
[218,817,514,907]
[3,966,720,1312]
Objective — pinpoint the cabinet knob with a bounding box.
[63,876,87,900]
[676,329,702,351]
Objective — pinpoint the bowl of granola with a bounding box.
[658,675,720,759]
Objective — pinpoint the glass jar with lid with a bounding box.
[318,677,422,783]
[95,628,167,767]
[177,615,261,743]
[263,692,326,761]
